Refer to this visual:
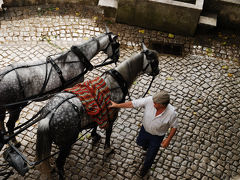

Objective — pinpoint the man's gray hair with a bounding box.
[153,90,170,106]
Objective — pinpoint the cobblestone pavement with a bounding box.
[0,4,240,180]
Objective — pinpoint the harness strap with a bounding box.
[106,69,128,103]
[71,46,94,71]
[47,56,65,86]
[39,60,51,95]
[10,65,25,99]
[66,97,83,129]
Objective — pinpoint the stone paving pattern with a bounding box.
[0,4,240,180]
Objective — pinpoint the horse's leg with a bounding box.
[104,120,115,155]
[37,159,54,180]
[7,106,22,147]
[91,125,101,145]
[0,108,6,133]
[56,145,72,180]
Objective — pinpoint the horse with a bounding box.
[0,30,120,146]
[35,43,160,179]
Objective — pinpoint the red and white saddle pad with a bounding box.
[64,77,114,129]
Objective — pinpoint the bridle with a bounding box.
[94,32,120,68]
[142,49,160,77]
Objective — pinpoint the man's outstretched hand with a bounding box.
[108,100,117,108]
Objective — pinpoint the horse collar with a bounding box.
[71,46,94,71]
[106,69,128,103]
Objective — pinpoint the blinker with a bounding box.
[147,50,159,76]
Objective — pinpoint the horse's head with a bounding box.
[71,27,120,69]
[141,43,160,77]
[102,27,120,65]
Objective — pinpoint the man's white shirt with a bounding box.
[132,96,178,136]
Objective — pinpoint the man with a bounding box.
[109,90,178,177]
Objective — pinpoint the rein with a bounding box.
[140,50,159,97]
[142,75,156,97]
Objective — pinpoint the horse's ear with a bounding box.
[141,42,147,51]
[105,26,110,33]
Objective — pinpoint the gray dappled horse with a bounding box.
[0,31,119,145]
[35,44,159,179]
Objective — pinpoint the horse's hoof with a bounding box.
[92,134,101,145]
[59,174,64,180]
[105,148,114,157]
[57,167,65,180]
[13,141,21,148]
[51,167,56,174]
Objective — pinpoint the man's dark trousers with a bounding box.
[137,126,165,170]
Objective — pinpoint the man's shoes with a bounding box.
[142,146,148,156]
[136,167,149,177]
[142,150,147,156]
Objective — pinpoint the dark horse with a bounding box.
[35,44,159,179]
[0,30,119,145]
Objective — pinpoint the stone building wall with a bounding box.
[116,0,204,36]
[2,0,240,34]
[203,0,240,30]
[3,0,98,7]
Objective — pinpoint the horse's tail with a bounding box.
[36,114,52,162]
